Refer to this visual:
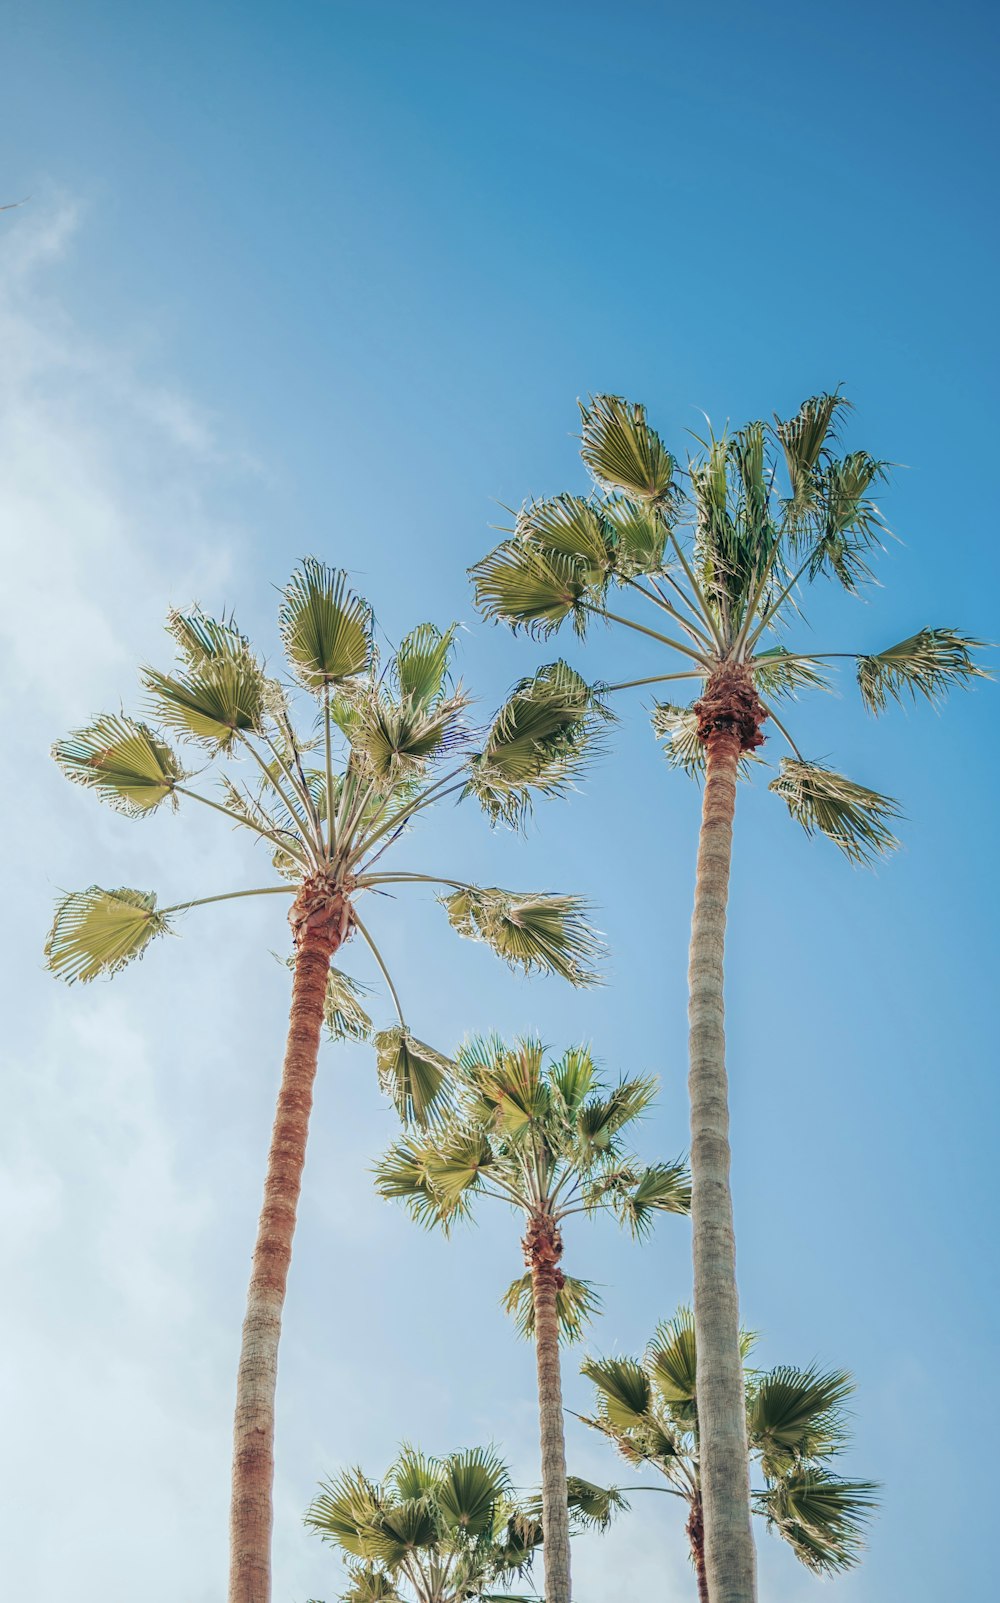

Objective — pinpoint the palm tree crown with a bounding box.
[582,1308,879,1594]
[47,558,607,1111]
[471,391,987,859]
[304,1444,620,1603]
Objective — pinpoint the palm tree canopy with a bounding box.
[375,1035,689,1333]
[48,561,610,1121]
[471,392,989,862]
[304,1445,624,1603]
[580,1308,880,1575]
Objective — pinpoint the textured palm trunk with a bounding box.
[525,1214,572,1603]
[228,881,350,1603]
[687,667,764,1603]
[686,1496,710,1603]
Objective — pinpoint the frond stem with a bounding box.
[351,909,405,1027]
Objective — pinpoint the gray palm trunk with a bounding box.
[687,729,756,1603]
[528,1220,572,1603]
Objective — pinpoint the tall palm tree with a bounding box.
[470,391,986,1603]
[581,1308,879,1601]
[45,560,607,1603]
[374,1035,691,1603]
[304,1443,621,1603]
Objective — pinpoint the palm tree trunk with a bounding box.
[686,1496,710,1603]
[687,717,757,1603]
[228,882,350,1603]
[525,1214,572,1603]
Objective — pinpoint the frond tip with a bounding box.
[440,886,604,987]
[579,394,677,506]
[45,886,170,983]
[373,1027,455,1126]
[769,759,901,863]
[279,558,373,690]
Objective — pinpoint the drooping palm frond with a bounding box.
[279,559,373,690]
[142,656,267,749]
[650,701,705,777]
[469,539,590,637]
[502,1272,601,1342]
[769,758,901,863]
[373,1027,455,1126]
[747,1365,853,1474]
[579,394,678,507]
[45,886,171,983]
[466,662,609,826]
[857,627,989,712]
[52,715,184,815]
[440,887,604,987]
[755,1465,879,1574]
[323,967,374,1042]
[338,1563,402,1601]
[750,648,831,700]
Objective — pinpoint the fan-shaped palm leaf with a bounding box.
[857,627,988,712]
[468,541,587,637]
[52,715,184,815]
[467,662,608,826]
[773,392,849,516]
[756,1465,879,1574]
[393,623,457,707]
[373,1027,455,1126]
[166,605,251,667]
[603,496,669,576]
[45,886,170,983]
[436,1448,513,1536]
[279,559,373,689]
[514,494,613,574]
[439,887,603,986]
[750,649,831,700]
[143,657,266,748]
[769,758,901,862]
[579,394,677,506]
[747,1365,853,1473]
[580,1356,653,1431]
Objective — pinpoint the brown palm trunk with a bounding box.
[687,670,764,1603]
[525,1214,572,1603]
[228,881,350,1603]
[686,1496,710,1603]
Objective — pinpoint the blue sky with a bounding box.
[2,2,997,1598]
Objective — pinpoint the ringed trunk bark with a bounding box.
[687,669,764,1603]
[525,1214,572,1603]
[686,1496,710,1603]
[228,880,351,1603]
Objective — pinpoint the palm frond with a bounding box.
[52,715,184,815]
[305,1467,382,1556]
[756,1465,879,1574]
[347,689,471,781]
[324,966,374,1042]
[515,493,613,572]
[502,1272,601,1342]
[575,1074,658,1150]
[339,1563,402,1601]
[142,656,266,749]
[392,623,457,707]
[750,649,831,700]
[748,1365,854,1472]
[605,1159,692,1237]
[773,392,850,515]
[45,886,170,983]
[564,1477,628,1531]
[809,452,889,590]
[440,886,604,987]
[580,1355,652,1430]
[468,661,609,826]
[603,496,669,576]
[373,1026,455,1126]
[579,394,677,506]
[373,1136,453,1230]
[650,701,705,777]
[165,605,251,667]
[469,539,590,636]
[436,1447,513,1536]
[648,1307,699,1406]
[857,627,989,713]
[548,1045,598,1119]
[769,758,901,863]
[279,559,373,690]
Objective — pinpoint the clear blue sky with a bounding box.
[2,3,997,1599]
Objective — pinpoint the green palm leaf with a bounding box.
[305,1467,382,1557]
[773,392,849,514]
[605,1159,692,1237]
[142,656,266,748]
[373,1027,455,1126]
[502,1272,601,1342]
[373,1135,449,1229]
[347,690,470,780]
[45,886,170,983]
[751,649,831,700]
[436,1447,513,1536]
[579,394,677,506]
[579,1355,652,1430]
[756,1465,879,1573]
[748,1364,853,1472]
[857,627,989,712]
[467,662,608,826]
[165,605,251,667]
[52,715,184,815]
[340,1564,402,1602]
[809,452,889,590]
[469,539,589,636]
[393,622,457,707]
[769,758,901,863]
[514,493,613,572]
[603,496,669,576]
[440,886,603,986]
[279,559,373,689]
[648,1306,699,1405]
[323,967,374,1042]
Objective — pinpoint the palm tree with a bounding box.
[581,1308,880,1601]
[374,1035,690,1603]
[470,392,986,1602]
[45,560,608,1603]
[304,1443,622,1603]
